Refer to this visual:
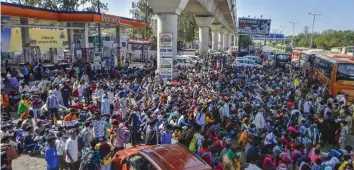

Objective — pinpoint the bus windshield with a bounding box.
[337,63,354,80]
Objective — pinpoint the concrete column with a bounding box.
[233,34,237,46]
[220,28,227,51]
[84,23,89,48]
[225,32,230,48]
[20,18,30,46]
[194,16,214,59]
[210,25,222,51]
[116,26,121,67]
[148,0,189,79]
[228,33,233,47]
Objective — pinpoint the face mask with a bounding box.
[303,149,307,153]
[348,159,352,163]
[236,152,241,157]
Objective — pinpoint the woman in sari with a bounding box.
[18,95,30,119]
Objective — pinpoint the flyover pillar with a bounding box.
[194,16,214,59]
[228,33,233,47]
[147,0,189,79]
[210,24,222,51]
[220,28,227,51]
[20,18,30,45]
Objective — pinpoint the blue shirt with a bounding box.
[45,146,59,169]
[101,98,110,114]
[160,130,173,144]
[22,66,29,76]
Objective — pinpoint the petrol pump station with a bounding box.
[1,2,147,68]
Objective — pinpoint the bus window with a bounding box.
[314,58,334,78]
[300,53,310,62]
[337,63,354,80]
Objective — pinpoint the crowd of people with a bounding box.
[1,54,354,170]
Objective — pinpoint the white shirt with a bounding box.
[19,85,30,93]
[65,138,78,163]
[303,101,312,113]
[78,84,89,96]
[223,103,230,118]
[56,139,66,155]
[53,88,62,101]
[245,163,262,170]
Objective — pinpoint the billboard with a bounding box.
[252,33,284,39]
[1,28,68,52]
[238,18,271,35]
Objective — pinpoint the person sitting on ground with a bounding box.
[1,135,18,170]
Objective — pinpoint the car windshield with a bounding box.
[276,54,290,61]
[337,63,354,80]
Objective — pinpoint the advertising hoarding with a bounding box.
[159,33,173,80]
[238,18,271,36]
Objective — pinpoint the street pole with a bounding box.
[290,21,298,49]
[309,13,321,49]
[98,0,102,53]
[280,26,286,45]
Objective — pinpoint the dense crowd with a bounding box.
[1,54,354,170]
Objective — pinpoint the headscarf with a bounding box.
[253,112,266,129]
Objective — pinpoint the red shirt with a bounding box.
[199,148,212,166]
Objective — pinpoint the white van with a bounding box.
[233,58,263,68]
[227,46,239,56]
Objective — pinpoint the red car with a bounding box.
[112,144,212,170]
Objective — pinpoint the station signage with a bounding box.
[159,33,173,80]
[102,14,120,25]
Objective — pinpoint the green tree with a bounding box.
[129,0,155,40]
[178,11,198,45]
[239,35,253,48]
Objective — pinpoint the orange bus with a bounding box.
[312,52,354,104]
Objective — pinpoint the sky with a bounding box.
[102,0,354,36]
[236,0,354,36]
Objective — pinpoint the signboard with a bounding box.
[101,14,120,25]
[238,18,271,35]
[159,33,173,80]
[252,33,284,39]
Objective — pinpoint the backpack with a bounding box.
[1,146,9,170]
[77,129,89,152]
[200,151,220,168]
[178,130,191,147]
[188,134,197,153]
[79,149,95,170]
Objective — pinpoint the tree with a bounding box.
[129,0,155,40]
[239,35,253,48]
[178,11,198,45]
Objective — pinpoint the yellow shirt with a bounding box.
[95,142,114,165]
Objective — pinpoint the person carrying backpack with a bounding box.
[1,135,18,170]
[199,139,222,169]
[178,126,195,147]
[80,140,101,170]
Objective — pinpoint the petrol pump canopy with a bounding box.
[1,2,147,29]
